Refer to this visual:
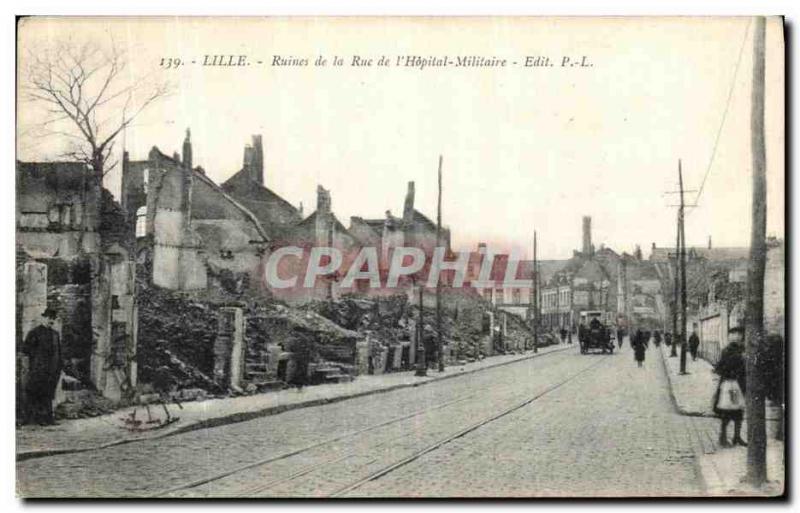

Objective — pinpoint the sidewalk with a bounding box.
[658,344,784,496]
[17,343,573,461]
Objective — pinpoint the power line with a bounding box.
[688,18,752,216]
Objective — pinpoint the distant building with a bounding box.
[764,237,785,338]
[649,242,749,263]
[539,217,619,332]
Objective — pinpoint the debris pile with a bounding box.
[244,301,361,364]
[55,389,117,420]
[136,285,223,394]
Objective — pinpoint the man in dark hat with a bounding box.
[22,307,63,425]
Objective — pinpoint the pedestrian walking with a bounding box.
[633,329,647,367]
[653,330,662,347]
[712,333,747,447]
[689,330,700,361]
[616,327,624,349]
[665,332,672,347]
[20,307,63,425]
[559,328,567,344]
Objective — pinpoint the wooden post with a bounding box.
[436,155,444,372]
[533,231,539,353]
[415,281,427,377]
[745,15,768,486]
[670,205,680,358]
[679,160,689,374]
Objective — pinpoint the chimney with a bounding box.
[403,181,415,225]
[243,144,254,170]
[315,185,333,249]
[182,128,193,169]
[298,201,304,217]
[582,216,592,256]
[317,185,331,216]
[250,135,264,186]
[708,235,712,249]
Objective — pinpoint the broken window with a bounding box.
[135,206,147,237]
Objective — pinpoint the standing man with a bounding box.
[633,329,647,368]
[689,329,701,361]
[21,307,63,425]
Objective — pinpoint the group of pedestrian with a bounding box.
[621,321,747,447]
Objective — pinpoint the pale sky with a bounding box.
[17,17,785,260]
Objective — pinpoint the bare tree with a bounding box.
[23,36,169,242]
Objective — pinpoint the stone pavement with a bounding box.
[658,343,785,497]
[349,340,701,497]
[17,343,571,461]
[16,346,587,497]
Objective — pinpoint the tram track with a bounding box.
[155,351,612,498]
[329,355,610,497]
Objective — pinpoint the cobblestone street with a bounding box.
[17,343,704,498]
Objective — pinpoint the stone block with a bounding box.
[355,340,369,375]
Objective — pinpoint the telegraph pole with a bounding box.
[745,15,768,486]
[679,160,689,374]
[415,280,427,377]
[436,155,444,372]
[670,210,680,358]
[533,231,539,353]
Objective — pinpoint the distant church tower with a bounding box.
[582,216,593,256]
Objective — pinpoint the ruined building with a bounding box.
[121,130,271,292]
[221,135,304,242]
[16,161,136,402]
[349,181,451,275]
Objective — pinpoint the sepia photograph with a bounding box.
[14,15,785,498]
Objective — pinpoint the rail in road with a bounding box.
[153,351,613,498]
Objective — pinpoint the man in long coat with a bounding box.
[22,307,62,425]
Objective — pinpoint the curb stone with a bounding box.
[657,346,714,495]
[658,344,716,417]
[18,344,573,462]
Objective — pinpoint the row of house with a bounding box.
[16,130,452,401]
[651,238,784,364]
[121,130,450,301]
